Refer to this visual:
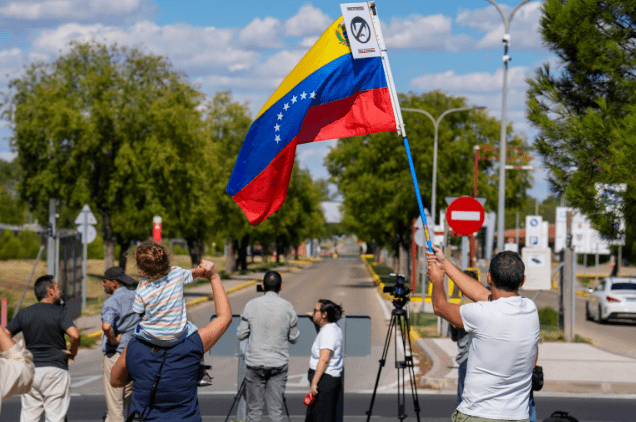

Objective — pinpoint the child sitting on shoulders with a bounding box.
[133,239,211,347]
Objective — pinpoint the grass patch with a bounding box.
[578,276,594,289]
[538,306,558,328]
[410,312,442,338]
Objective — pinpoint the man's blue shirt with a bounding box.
[101,286,140,354]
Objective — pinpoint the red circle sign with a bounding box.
[446,196,485,235]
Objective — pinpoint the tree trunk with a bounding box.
[103,210,115,269]
[399,242,409,280]
[225,237,236,273]
[238,235,249,271]
[293,243,299,260]
[118,240,131,271]
[275,238,282,263]
[187,238,204,268]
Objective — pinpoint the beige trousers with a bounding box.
[20,366,71,422]
[102,352,133,422]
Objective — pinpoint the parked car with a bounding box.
[586,277,636,323]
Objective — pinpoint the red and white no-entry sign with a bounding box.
[446,196,485,235]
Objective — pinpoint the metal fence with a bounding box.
[58,233,82,320]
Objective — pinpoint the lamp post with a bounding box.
[486,0,534,252]
[402,106,486,228]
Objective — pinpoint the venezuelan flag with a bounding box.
[227,17,397,225]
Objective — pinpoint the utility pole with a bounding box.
[563,211,575,341]
[47,199,57,278]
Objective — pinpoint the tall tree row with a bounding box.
[527,0,636,256]
[2,42,328,269]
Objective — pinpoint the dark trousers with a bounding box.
[305,369,342,422]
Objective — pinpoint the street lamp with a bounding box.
[486,0,534,252]
[402,106,486,229]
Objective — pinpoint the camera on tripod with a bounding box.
[383,273,410,299]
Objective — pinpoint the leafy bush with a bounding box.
[0,230,25,259]
[18,230,42,259]
[173,244,188,255]
[538,306,558,328]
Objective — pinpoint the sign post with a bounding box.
[75,205,97,310]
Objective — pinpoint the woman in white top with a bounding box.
[306,299,344,422]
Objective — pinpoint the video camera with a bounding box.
[383,273,410,299]
[256,284,264,292]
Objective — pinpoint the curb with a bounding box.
[85,260,317,340]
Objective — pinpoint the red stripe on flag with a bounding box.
[232,140,298,226]
[298,87,396,144]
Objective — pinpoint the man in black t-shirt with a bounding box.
[5,274,81,422]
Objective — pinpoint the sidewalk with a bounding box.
[75,260,314,338]
[413,302,636,396]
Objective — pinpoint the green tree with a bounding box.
[326,91,530,253]
[3,41,204,269]
[527,0,636,241]
[200,91,253,271]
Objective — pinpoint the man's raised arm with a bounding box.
[426,245,490,302]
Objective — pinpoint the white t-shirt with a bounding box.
[309,322,343,377]
[457,296,539,421]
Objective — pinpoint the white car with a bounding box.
[586,277,636,323]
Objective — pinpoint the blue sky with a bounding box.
[0,0,557,221]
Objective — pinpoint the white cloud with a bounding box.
[32,21,258,74]
[382,14,475,51]
[457,3,545,52]
[239,17,283,49]
[0,151,17,162]
[284,4,332,37]
[0,0,146,20]
[299,36,319,48]
[410,66,530,93]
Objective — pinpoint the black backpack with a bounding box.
[543,411,579,422]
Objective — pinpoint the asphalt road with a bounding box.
[525,288,636,357]
[1,392,633,421]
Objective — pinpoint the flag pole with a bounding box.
[367,1,433,253]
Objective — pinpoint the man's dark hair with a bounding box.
[34,275,56,301]
[488,251,525,292]
[263,271,282,292]
[318,299,344,323]
[463,269,478,281]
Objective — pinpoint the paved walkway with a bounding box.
[414,301,636,396]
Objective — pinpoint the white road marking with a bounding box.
[71,374,103,388]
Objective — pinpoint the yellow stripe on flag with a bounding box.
[255,17,351,120]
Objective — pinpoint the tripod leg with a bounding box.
[365,312,396,422]
[225,377,247,422]
[401,309,422,422]
[282,394,291,422]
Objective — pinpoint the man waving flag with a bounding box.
[226,15,398,226]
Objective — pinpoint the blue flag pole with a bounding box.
[403,136,434,253]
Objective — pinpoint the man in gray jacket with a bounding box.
[237,271,300,422]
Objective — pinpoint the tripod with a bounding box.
[366,296,421,422]
[224,377,292,422]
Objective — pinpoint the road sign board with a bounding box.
[77,224,96,244]
[74,204,97,225]
[445,196,485,235]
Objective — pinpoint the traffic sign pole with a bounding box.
[82,213,87,310]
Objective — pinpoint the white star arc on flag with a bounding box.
[275,135,281,143]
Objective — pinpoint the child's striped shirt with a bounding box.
[133,266,194,341]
